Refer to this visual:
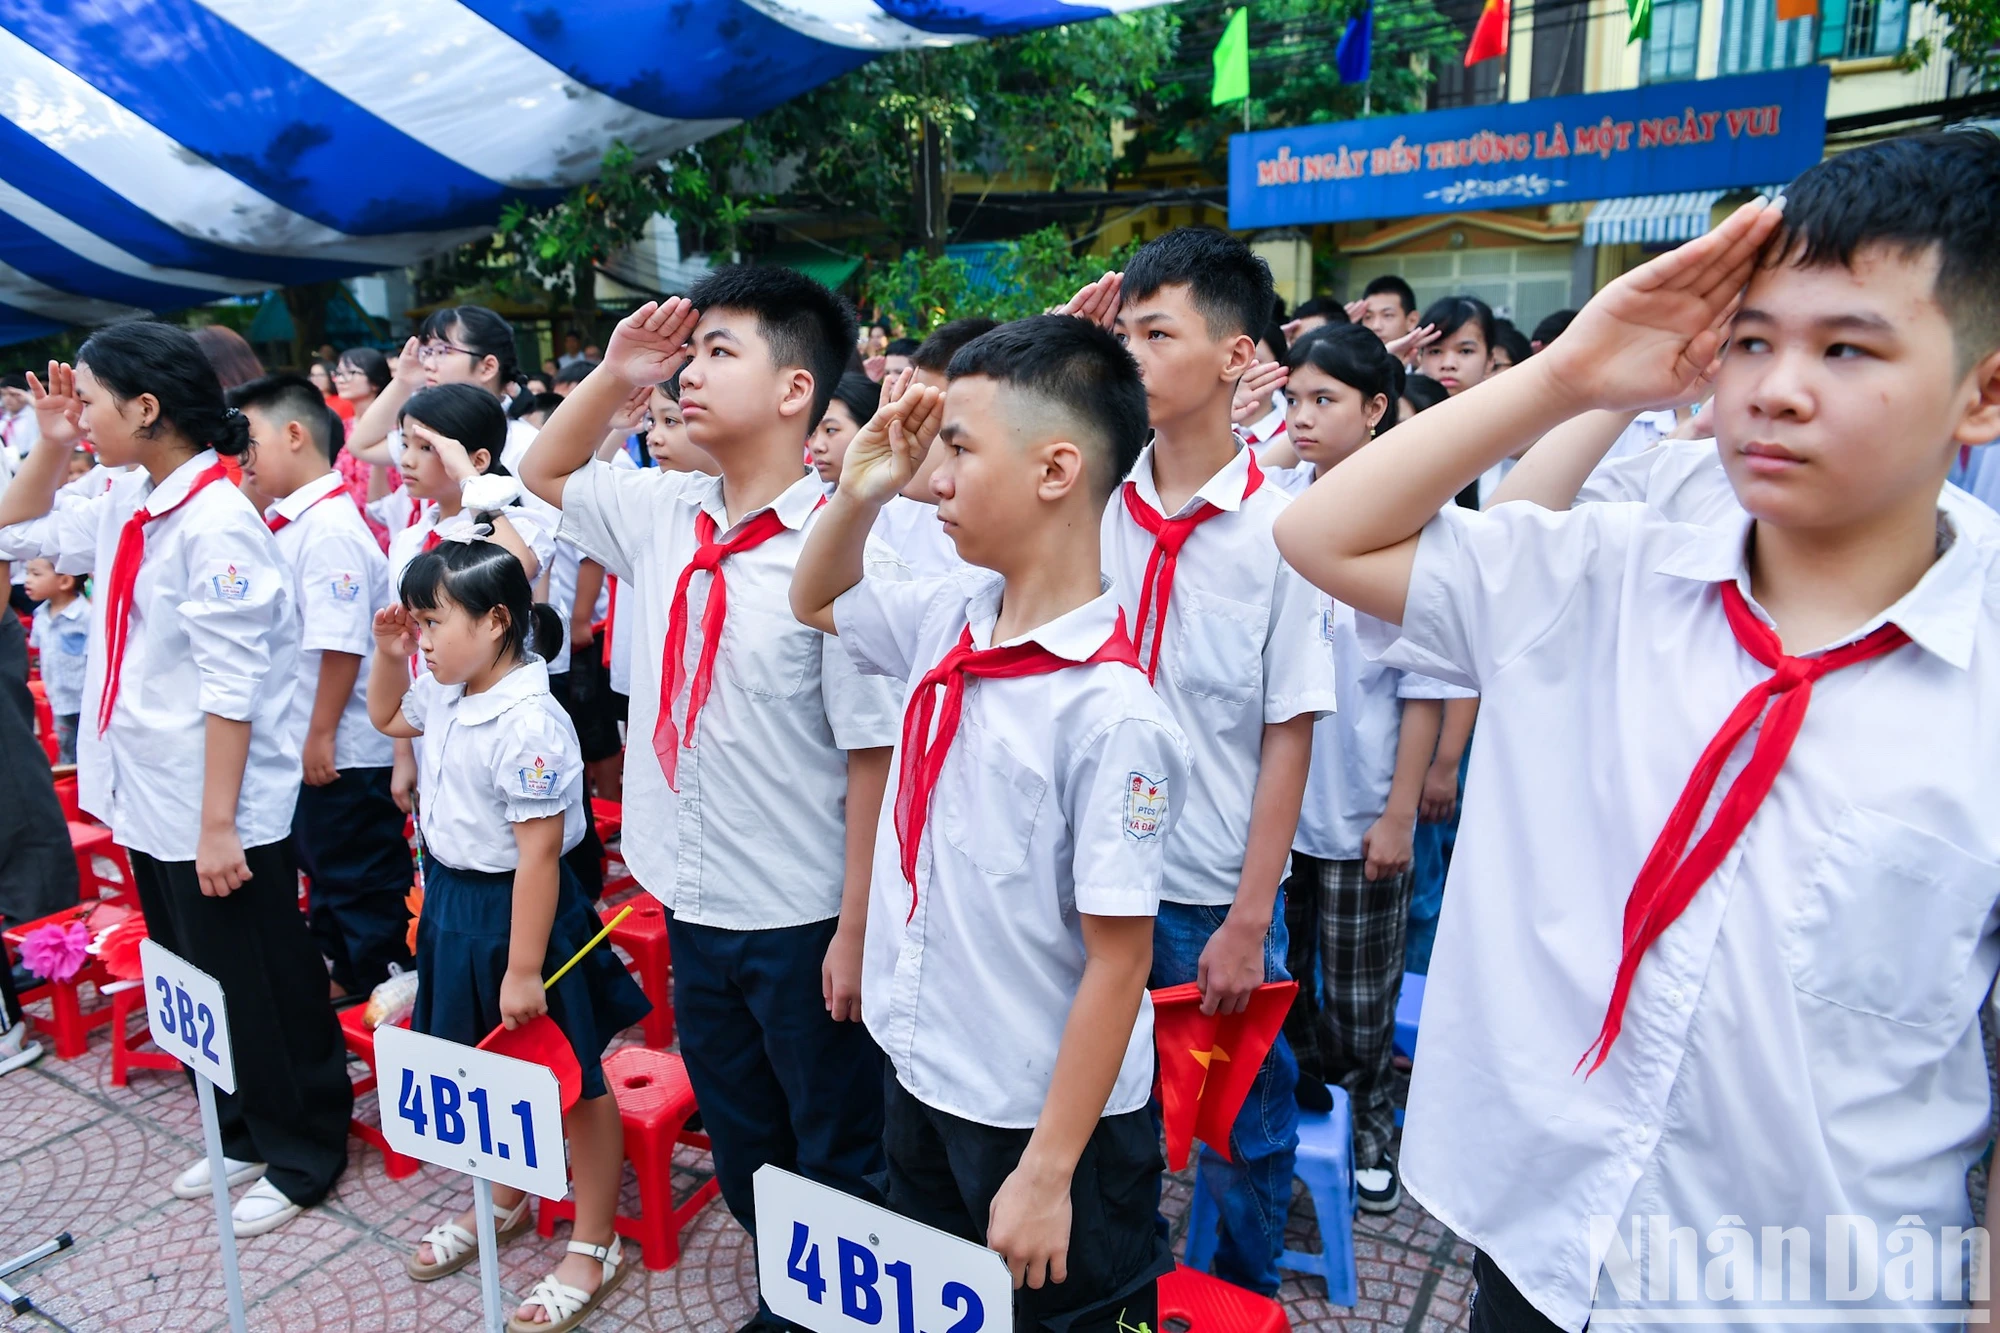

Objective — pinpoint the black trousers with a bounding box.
[131,841,352,1205]
[292,766,414,995]
[0,612,76,924]
[883,1074,1170,1333]
[1471,1252,1569,1333]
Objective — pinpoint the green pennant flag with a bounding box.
[1626,0,1654,42]
[1211,7,1250,106]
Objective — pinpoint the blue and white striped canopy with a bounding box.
[0,0,1175,343]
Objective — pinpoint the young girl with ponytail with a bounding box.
[0,320,351,1236]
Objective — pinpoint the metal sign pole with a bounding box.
[473,1177,505,1333]
[196,1074,249,1333]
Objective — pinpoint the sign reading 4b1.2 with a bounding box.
[140,938,235,1093]
[755,1166,1013,1333]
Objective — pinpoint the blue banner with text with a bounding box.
[1228,66,1829,229]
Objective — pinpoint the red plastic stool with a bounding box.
[29,685,56,764]
[52,775,81,821]
[108,983,180,1085]
[535,1046,718,1271]
[603,898,673,1048]
[590,797,623,843]
[3,910,114,1060]
[338,1005,422,1179]
[70,822,133,902]
[1157,1265,1290,1333]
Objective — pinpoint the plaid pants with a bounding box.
[1281,853,1413,1169]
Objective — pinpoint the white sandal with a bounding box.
[506,1236,627,1332]
[404,1193,535,1281]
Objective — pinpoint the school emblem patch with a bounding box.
[1124,771,1168,842]
[517,756,559,799]
[208,564,250,601]
[329,572,362,603]
[1319,605,1338,644]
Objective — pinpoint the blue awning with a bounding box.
[1583,184,1790,247]
[0,1,1177,341]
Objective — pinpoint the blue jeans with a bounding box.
[1152,897,1299,1296]
[1406,748,1469,975]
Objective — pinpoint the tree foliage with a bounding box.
[863,225,1144,332]
[1904,0,2000,78]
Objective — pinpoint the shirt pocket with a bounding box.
[939,719,1046,877]
[1167,585,1269,706]
[1786,804,1999,1028]
[720,605,817,699]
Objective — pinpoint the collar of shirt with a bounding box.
[1126,441,1259,519]
[1242,400,1287,445]
[265,470,348,525]
[965,576,1123,657]
[47,596,88,624]
[682,469,823,536]
[140,449,222,512]
[440,657,553,727]
[1653,507,1981,671]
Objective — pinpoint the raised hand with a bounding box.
[1231,360,1289,426]
[391,336,424,387]
[1385,324,1441,362]
[1052,271,1123,331]
[1345,298,1369,323]
[373,604,417,659]
[607,382,652,434]
[839,378,945,507]
[1541,197,1785,413]
[602,298,699,386]
[27,362,82,448]
[402,418,481,484]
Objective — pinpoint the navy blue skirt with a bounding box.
[412,855,652,1101]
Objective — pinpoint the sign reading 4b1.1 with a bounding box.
[755,1166,1013,1333]
[140,938,235,1093]
[374,1025,569,1200]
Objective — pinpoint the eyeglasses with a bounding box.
[417,341,479,366]
[332,365,364,378]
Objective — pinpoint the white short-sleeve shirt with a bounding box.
[1100,443,1336,905]
[558,463,906,928]
[0,450,301,860]
[29,594,90,717]
[401,657,586,872]
[266,471,396,771]
[836,569,1191,1128]
[872,495,964,579]
[1362,498,2000,1330]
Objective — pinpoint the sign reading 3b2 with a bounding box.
[1228,66,1829,229]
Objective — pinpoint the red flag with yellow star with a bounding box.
[1151,980,1300,1170]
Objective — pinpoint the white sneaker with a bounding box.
[171,1155,266,1200]
[0,1020,42,1076]
[232,1179,302,1237]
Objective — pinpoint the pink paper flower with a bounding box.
[21,920,91,983]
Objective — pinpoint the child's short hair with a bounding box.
[1531,309,1576,348]
[831,372,881,424]
[400,540,560,664]
[1769,130,2000,372]
[1362,275,1418,316]
[912,319,1000,374]
[400,384,509,471]
[228,373,340,461]
[78,321,251,457]
[1,371,27,392]
[1418,296,1497,351]
[947,314,1149,502]
[885,337,922,358]
[1290,295,1348,326]
[1260,321,1290,362]
[1493,319,1533,366]
[1287,324,1406,421]
[688,265,858,430]
[1122,227,1277,342]
[1401,374,1449,415]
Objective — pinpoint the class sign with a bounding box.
[1228,66,1829,229]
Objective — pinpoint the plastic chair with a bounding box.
[1393,972,1424,1060]
[337,1005,423,1179]
[29,686,56,765]
[535,1045,719,1270]
[108,982,181,1085]
[1157,1263,1290,1333]
[2,909,114,1060]
[70,822,133,903]
[603,898,674,1048]
[1184,1084,1356,1306]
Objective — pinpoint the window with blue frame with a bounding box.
[1641,0,1704,82]
[1718,0,1817,72]
[1818,0,1910,58]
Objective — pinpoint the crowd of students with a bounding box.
[0,128,1997,1333]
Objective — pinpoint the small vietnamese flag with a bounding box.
[1464,0,1510,65]
[1152,980,1299,1171]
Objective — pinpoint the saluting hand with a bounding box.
[373,604,418,660]
[26,362,83,449]
[602,298,699,387]
[1052,271,1123,331]
[1231,360,1289,426]
[839,376,944,507]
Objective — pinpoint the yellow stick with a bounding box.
[542,905,633,991]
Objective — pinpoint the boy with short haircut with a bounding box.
[518,271,903,1333]
[1066,227,1335,1295]
[24,557,87,763]
[1359,276,1421,346]
[1275,132,2000,1328]
[792,315,1191,1333]
[233,374,413,996]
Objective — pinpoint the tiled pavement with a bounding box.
[1,913,1473,1333]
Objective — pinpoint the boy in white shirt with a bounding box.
[233,374,413,997]
[520,269,903,1333]
[793,315,1191,1333]
[23,557,87,762]
[1061,228,1335,1295]
[1276,133,2000,1329]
